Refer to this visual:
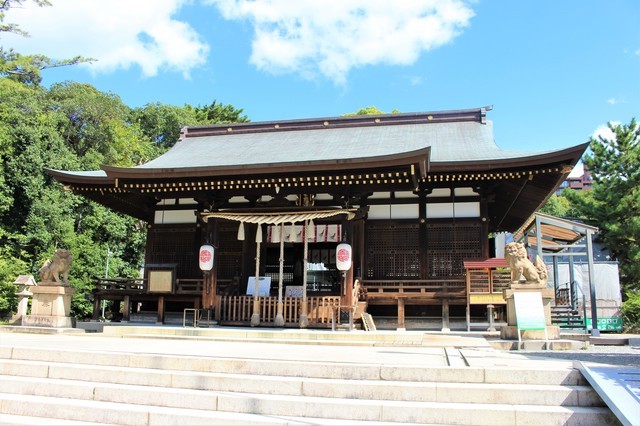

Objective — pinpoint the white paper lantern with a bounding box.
[336,243,352,271]
[199,245,215,271]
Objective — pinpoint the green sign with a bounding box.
[586,318,623,331]
[513,292,546,331]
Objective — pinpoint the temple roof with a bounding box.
[46,106,589,232]
[49,106,585,180]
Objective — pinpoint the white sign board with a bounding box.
[513,292,546,331]
[246,276,271,297]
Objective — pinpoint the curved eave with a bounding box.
[45,168,114,185]
[100,146,431,180]
[429,142,589,172]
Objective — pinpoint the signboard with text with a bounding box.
[586,318,623,331]
[513,292,546,331]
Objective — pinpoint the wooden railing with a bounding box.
[94,277,203,294]
[217,295,341,325]
[360,278,467,298]
[175,279,203,294]
[95,278,146,292]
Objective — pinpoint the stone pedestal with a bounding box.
[500,284,559,340]
[22,282,75,328]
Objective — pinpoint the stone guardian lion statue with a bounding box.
[38,249,72,284]
[504,242,547,286]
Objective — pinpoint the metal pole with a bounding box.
[101,247,111,319]
[586,230,599,336]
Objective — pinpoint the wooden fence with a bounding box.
[216,295,341,326]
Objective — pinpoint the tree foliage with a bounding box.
[575,119,640,293]
[0,75,248,319]
[342,106,401,116]
[540,119,639,330]
[132,101,248,149]
[0,0,249,320]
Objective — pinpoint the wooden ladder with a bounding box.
[361,312,377,331]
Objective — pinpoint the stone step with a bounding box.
[0,389,615,426]
[0,369,604,407]
[1,346,587,386]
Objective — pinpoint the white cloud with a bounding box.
[592,122,620,141]
[568,163,583,178]
[205,0,474,85]
[2,0,209,78]
[607,98,617,105]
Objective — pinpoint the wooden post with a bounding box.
[251,239,262,327]
[122,295,131,322]
[92,297,101,321]
[479,189,490,258]
[156,295,164,324]
[275,223,285,326]
[300,220,309,328]
[419,190,428,279]
[397,298,405,330]
[201,218,218,312]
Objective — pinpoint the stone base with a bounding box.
[30,283,74,317]
[503,286,555,327]
[500,325,560,340]
[22,315,75,328]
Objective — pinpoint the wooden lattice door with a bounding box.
[365,221,420,279]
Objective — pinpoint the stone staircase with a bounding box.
[551,305,586,330]
[0,342,617,425]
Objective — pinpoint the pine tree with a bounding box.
[576,119,639,293]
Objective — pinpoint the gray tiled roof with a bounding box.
[136,120,543,170]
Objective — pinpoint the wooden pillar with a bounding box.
[156,296,164,324]
[397,298,406,330]
[112,300,121,322]
[354,219,365,279]
[122,295,131,322]
[275,223,285,327]
[299,220,311,328]
[419,190,428,279]
[343,218,355,307]
[241,224,256,295]
[441,299,450,332]
[92,296,101,321]
[479,189,490,258]
[251,224,264,327]
[202,218,219,312]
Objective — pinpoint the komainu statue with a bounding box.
[504,242,547,286]
[38,249,72,284]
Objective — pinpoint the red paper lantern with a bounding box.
[199,245,214,271]
[336,243,352,271]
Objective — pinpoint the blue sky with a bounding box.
[4,0,639,160]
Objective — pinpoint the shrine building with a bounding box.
[47,106,588,330]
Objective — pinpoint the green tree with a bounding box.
[562,119,640,331]
[578,119,640,292]
[0,77,148,319]
[539,190,593,219]
[343,106,401,116]
[132,101,249,149]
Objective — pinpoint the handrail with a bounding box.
[573,279,589,333]
[95,277,146,292]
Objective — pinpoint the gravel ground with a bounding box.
[524,344,640,367]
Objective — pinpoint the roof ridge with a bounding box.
[181,106,491,138]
